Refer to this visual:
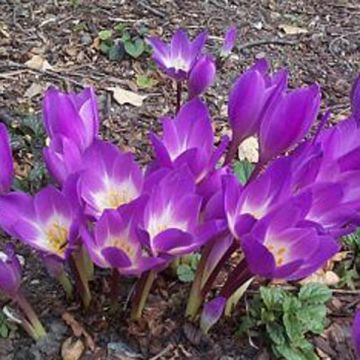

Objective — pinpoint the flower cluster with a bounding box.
[0,27,359,347]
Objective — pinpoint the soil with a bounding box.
[0,0,359,359]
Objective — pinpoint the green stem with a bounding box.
[70,252,92,309]
[185,244,211,320]
[131,270,156,320]
[58,270,74,301]
[80,245,94,281]
[15,291,47,340]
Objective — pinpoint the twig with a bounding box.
[329,30,360,56]
[0,60,86,88]
[238,38,298,51]
[137,1,167,18]
[149,344,174,360]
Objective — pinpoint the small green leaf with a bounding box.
[124,38,145,58]
[260,286,286,310]
[114,23,126,33]
[100,42,111,55]
[136,74,158,89]
[0,323,8,338]
[177,264,195,283]
[301,304,327,334]
[283,311,304,344]
[99,30,112,41]
[275,343,311,360]
[121,31,131,42]
[233,160,255,185]
[190,253,201,270]
[266,322,286,345]
[108,44,125,61]
[298,283,331,304]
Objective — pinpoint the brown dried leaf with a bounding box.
[24,83,44,99]
[25,55,53,71]
[278,24,308,35]
[62,312,96,351]
[238,136,259,162]
[300,270,340,286]
[61,337,85,360]
[108,87,147,107]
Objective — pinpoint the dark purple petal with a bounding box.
[102,247,132,268]
[220,25,237,57]
[0,124,13,194]
[188,55,216,98]
[351,75,360,124]
[200,296,226,333]
[152,229,194,256]
[0,244,21,297]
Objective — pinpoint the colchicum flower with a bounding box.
[0,123,14,194]
[78,140,143,219]
[0,243,46,340]
[81,201,164,276]
[220,25,237,57]
[3,186,78,260]
[149,99,228,184]
[147,29,207,80]
[225,59,287,163]
[42,86,99,184]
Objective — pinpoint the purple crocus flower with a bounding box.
[81,201,164,276]
[147,29,207,80]
[43,86,99,150]
[259,84,321,164]
[139,168,204,258]
[43,86,99,184]
[0,243,22,297]
[188,55,216,99]
[226,60,287,162]
[149,99,228,184]
[2,186,79,260]
[241,198,339,280]
[0,123,14,194]
[78,140,143,219]
[220,25,237,57]
[353,310,360,358]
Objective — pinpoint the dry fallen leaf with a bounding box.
[108,87,147,107]
[24,83,44,99]
[62,312,96,351]
[25,55,53,71]
[238,136,259,162]
[300,270,340,286]
[278,24,308,35]
[61,337,85,360]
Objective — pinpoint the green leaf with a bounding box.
[121,31,131,43]
[108,44,125,61]
[136,74,158,89]
[237,315,255,336]
[301,304,327,334]
[190,253,201,270]
[114,23,126,33]
[233,160,255,185]
[266,322,286,345]
[260,286,286,310]
[275,343,312,360]
[0,323,8,338]
[282,296,302,313]
[99,30,112,41]
[298,283,332,304]
[124,38,145,58]
[100,42,111,55]
[283,311,305,344]
[176,264,195,283]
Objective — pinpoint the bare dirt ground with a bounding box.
[0,0,359,359]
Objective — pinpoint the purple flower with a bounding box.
[43,87,99,184]
[353,310,360,358]
[147,29,207,80]
[0,243,22,297]
[43,86,99,150]
[241,198,339,280]
[259,84,321,164]
[78,140,143,219]
[227,60,287,159]
[200,296,226,333]
[0,123,13,194]
[3,186,79,260]
[351,74,360,123]
[220,25,237,57]
[188,55,216,99]
[81,201,164,276]
[43,135,83,185]
[224,158,292,238]
[139,168,204,258]
[149,99,228,183]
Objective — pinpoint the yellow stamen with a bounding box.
[46,222,68,256]
[266,243,287,267]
